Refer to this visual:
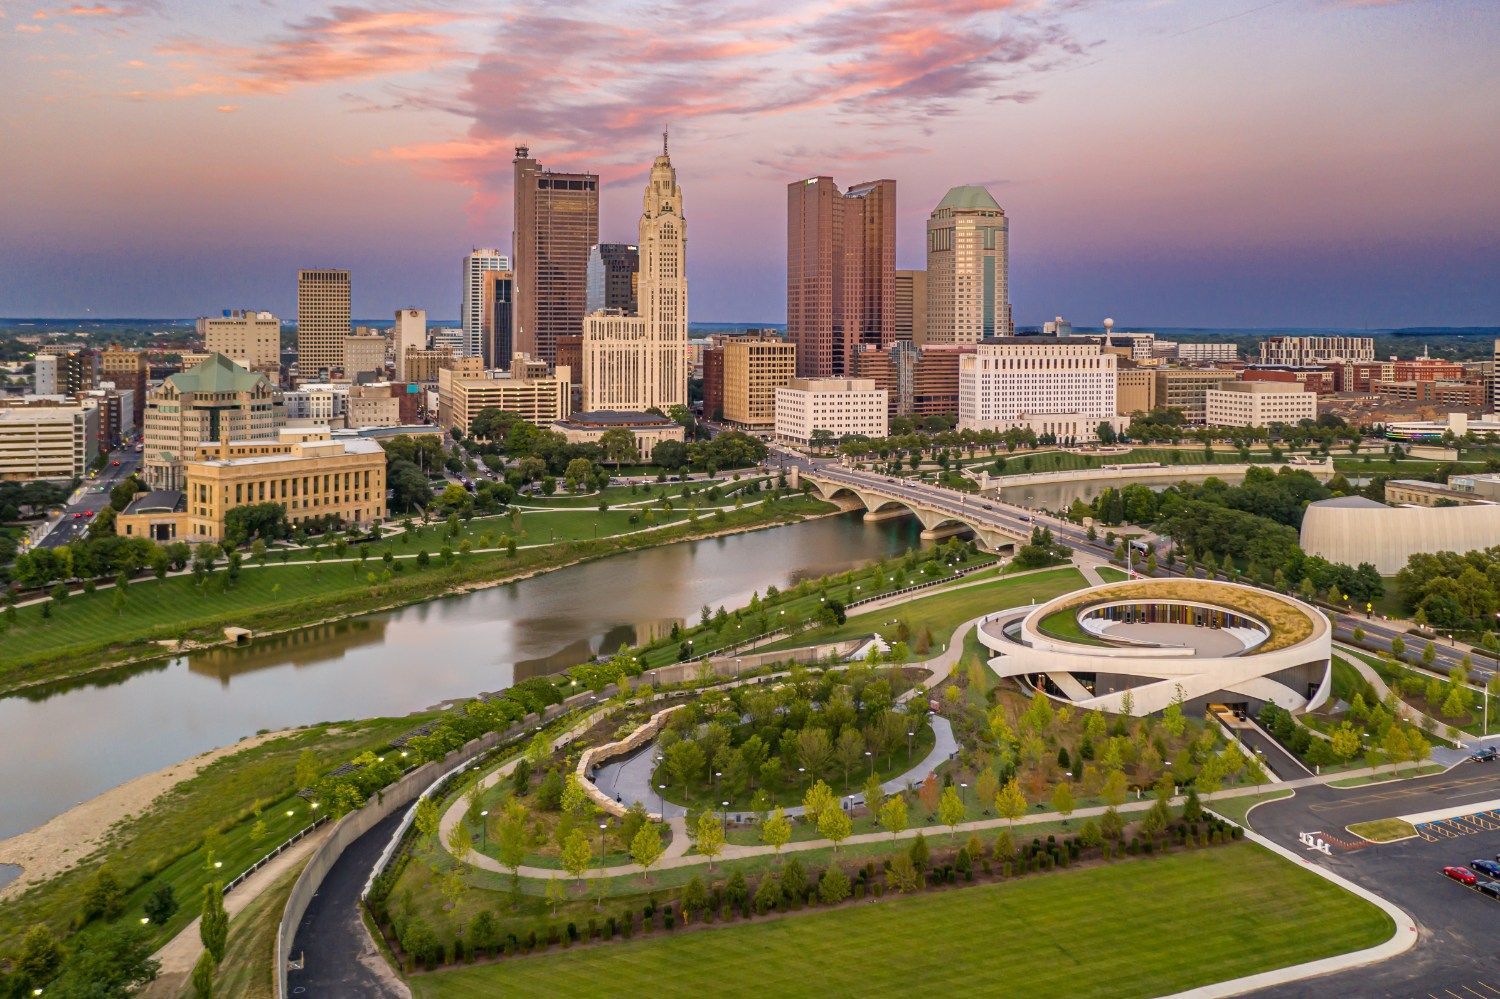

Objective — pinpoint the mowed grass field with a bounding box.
[409,843,1393,998]
[757,565,1085,652]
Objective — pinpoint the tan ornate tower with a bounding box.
[583,133,688,412]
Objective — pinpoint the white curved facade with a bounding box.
[1300,495,1500,575]
[977,579,1331,716]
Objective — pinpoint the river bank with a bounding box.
[0,492,838,699]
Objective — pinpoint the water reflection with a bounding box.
[0,512,922,840]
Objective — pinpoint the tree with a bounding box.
[885,852,921,893]
[878,793,908,838]
[818,804,853,854]
[17,924,63,988]
[975,769,1000,815]
[200,882,228,962]
[144,884,178,925]
[1050,781,1075,820]
[795,728,834,778]
[815,864,855,916]
[1330,723,1361,761]
[802,779,836,825]
[995,776,1028,825]
[191,949,216,999]
[83,867,126,921]
[938,784,966,831]
[495,801,528,896]
[47,924,160,996]
[761,807,792,852]
[665,739,706,790]
[544,875,566,915]
[833,727,865,784]
[695,810,726,869]
[599,427,638,470]
[1101,769,1128,808]
[917,772,941,817]
[560,828,593,882]
[631,822,664,879]
[414,796,440,840]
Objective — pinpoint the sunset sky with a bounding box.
[0,0,1495,326]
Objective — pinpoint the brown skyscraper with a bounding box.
[512,146,599,364]
[786,177,896,378]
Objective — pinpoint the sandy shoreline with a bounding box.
[0,729,292,900]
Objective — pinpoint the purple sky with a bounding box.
[0,0,1496,326]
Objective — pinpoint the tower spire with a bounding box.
[662,125,669,157]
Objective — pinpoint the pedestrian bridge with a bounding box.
[799,469,1031,552]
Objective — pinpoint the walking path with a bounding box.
[139,824,333,998]
[1333,642,1476,753]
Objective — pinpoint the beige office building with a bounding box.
[553,411,684,460]
[0,403,99,481]
[1153,368,1240,424]
[401,347,454,386]
[143,353,283,489]
[437,366,572,435]
[1117,367,1158,418]
[926,186,1010,343]
[1205,382,1317,428]
[774,377,888,444]
[895,270,928,345]
[297,269,351,381]
[722,338,795,428]
[198,310,281,376]
[346,384,402,428]
[179,434,386,540]
[393,309,427,381]
[343,334,387,380]
[582,142,688,413]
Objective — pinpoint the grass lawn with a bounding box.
[757,566,1085,652]
[1096,565,1130,582]
[213,860,306,999]
[1207,789,1293,827]
[1327,765,1446,789]
[408,843,1393,999]
[1036,607,1110,646]
[1346,818,1419,843]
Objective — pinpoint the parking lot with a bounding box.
[1247,768,1500,998]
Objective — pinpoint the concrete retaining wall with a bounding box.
[575,704,685,819]
[979,459,1333,491]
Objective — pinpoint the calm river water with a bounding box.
[0,512,924,844]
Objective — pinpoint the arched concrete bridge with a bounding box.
[798,467,1032,552]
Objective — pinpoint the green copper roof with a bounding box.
[168,352,265,393]
[936,185,1002,212]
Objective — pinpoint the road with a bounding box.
[1244,767,1500,998]
[35,445,141,549]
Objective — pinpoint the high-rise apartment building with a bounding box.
[774,378,889,444]
[852,342,969,417]
[198,310,281,377]
[786,176,897,378]
[1258,335,1374,366]
[1153,368,1240,424]
[462,249,509,359]
[958,339,1116,441]
[895,270,928,345]
[722,337,795,428]
[926,185,1010,343]
[296,269,351,381]
[582,140,688,413]
[33,354,59,396]
[513,147,599,363]
[480,270,516,370]
[437,365,572,434]
[100,344,150,425]
[393,308,427,381]
[586,244,640,315]
[40,347,98,395]
[702,344,725,420]
[343,334,387,380]
[143,353,283,489]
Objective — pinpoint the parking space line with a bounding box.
[1475,981,1500,996]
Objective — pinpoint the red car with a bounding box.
[72,512,83,519]
[84,510,95,518]
[111,460,120,467]
[1442,866,1478,886]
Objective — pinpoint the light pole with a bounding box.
[599,820,608,870]
[798,766,807,790]
[721,800,730,839]
[865,750,874,777]
[479,809,489,851]
[907,729,914,759]
[658,783,667,820]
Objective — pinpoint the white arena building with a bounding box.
[977,579,1331,716]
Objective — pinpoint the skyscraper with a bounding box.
[296,269,350,381]
[461,249,508,359]
[512,146,599,363]
[925,186,1010,344]
[393,308,427,382]
[785,176,896,378]
[582,137,688,413]
[586,244,640,315]
[895,270,928,345]
[480,269,515,370]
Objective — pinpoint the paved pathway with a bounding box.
[1333,642,1477,752]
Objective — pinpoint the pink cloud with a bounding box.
[155,5,472,97]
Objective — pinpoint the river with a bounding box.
[0,512,925,846]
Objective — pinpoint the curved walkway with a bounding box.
[1333,643,1474,756]
[592,716,958,822]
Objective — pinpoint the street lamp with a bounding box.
[658,783,667,819]
[907,730,915,758]
[480,809,489,850]
[721,801,730,840]
[865,750,874,776]
[798,765,807,789]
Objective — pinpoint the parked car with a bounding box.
[1477,880,1500,900]
[1443,866,1478,886]
[1470,747,1498,763]
[1471,859,1500,878]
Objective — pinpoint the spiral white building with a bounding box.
[977,579,1331,716]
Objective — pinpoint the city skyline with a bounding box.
[0,1,1496,326]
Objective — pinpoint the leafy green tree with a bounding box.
[631,822,664,880]
[1050,781,1075,820]
[191,949,216,999]
[414,796,440,839]
[696,811,726,869]
[17,924,63,988]
[818,804,853,855]
[938,784,966,831]
[818,863,852,904]
[995,776,1028,825]
[560,828,593,883]
[200,882,228,962]
[47,923,160,996]
[143,884,178,925]
[878,794,908,838]
[83,867,126,921]
[761,807,792,852]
